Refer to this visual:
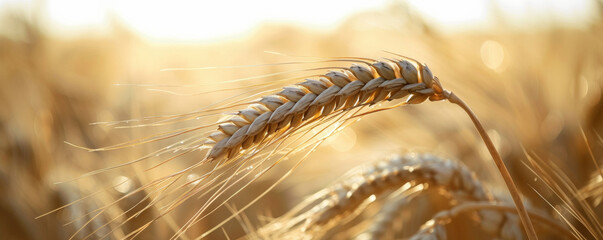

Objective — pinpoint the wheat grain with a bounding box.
[256,152,492,239]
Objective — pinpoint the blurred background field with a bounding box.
[1,0,602,239]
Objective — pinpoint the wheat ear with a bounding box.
[203,58,445,162]
[257,153,493,239]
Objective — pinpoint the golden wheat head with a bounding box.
[204,58,444,162]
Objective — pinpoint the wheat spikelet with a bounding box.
[256,152,493,239]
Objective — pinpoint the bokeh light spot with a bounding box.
[480,40,506,72]
[112,176,133,194]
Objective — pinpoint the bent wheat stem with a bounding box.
[444,90,538,240]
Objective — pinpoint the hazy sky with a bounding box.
[0,0,597,42]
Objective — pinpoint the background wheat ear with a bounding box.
[254,152,572,240]
[255,153,496,239]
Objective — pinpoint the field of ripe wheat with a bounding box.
[1,1,602,239]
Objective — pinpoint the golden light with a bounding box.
[43,0,390,42]
[0,0,583,42]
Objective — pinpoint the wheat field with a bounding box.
[1,1,602,240]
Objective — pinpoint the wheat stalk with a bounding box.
[256,153,493,239]
[442,91,537,239]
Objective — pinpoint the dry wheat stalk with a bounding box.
[441,91,537,239]
[256,153,493,239]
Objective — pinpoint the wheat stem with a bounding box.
[444,90,538,240]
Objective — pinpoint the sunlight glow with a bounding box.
[480,40,506,72]
[43,0,389,42]
[4,0,593,41]
[407,0,595,31]
[407,0,490,29]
